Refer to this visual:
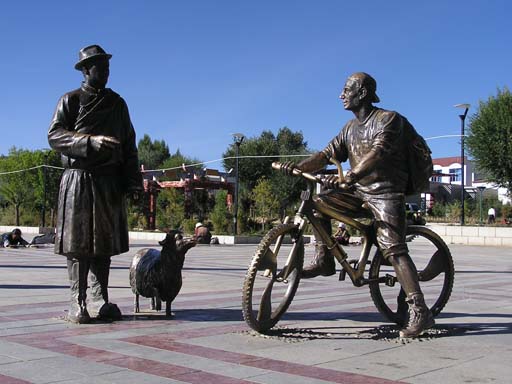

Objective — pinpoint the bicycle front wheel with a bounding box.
[242,223,304,332]
[369,226,454,326]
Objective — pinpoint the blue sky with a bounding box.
[0,0,510,169]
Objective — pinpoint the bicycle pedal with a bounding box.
[339,269,346,281]
[300,190,311,201]
[385,274,396,287]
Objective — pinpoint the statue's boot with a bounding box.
[67,258,91,324]
[301,245,336,278]
[389,254,435,338]
[302,216,336,279]
[399,292,435,338]
[89,257,122,321]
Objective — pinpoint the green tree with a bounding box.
[138,134,170,170]
[0,148,62,226]
[159,149,201,171]
[222,130,279,190]
[251,177,279,231]
[466,88,512,194]
[222,127,310,222]
[156,188,185,230]
[210,190,231,234]
[35,150,63,227]
[0,147,50,225]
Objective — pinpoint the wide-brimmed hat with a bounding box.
[74,44,112,70]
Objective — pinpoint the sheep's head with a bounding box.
[159,230,196,260]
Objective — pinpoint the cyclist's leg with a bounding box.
[303,212,335,278]
[303,188,336,278]
[303,189,365,278]
[366,194,434,337]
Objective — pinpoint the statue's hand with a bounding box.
[344,171,357,186]
[90,135,120,152]
[280,161,297,176]
[323,174,340,189]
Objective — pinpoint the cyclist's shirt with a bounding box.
[322,107,409,195]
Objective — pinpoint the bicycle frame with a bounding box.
[292,180,377,286]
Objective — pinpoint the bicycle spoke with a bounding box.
[242,223,304,332]
[256,248,277,272]
[418,250,445,282]
[369,226,454,325]
[257,280,274,322]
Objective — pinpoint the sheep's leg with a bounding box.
[155,295,162,311]
[150,297,156,310]
[165,301,173,317]
[134,294,140,313]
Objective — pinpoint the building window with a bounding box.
[449,168,461,182]
[432,170,443,182]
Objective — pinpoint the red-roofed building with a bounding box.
[419,156,509,211]
[431,156,473,185]
[140,166,234,230]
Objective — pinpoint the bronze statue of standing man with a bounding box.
[48,45,142,323]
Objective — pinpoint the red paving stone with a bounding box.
[4,319,403,384]
[0,375,33,384]
[5,332,260,384]
[125,334,402,384]
[0,311,64,323]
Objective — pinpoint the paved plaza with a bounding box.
[0,235,511,383]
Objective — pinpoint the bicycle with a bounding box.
[242,160,454,333]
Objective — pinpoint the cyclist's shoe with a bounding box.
[302,245,336,278]
[399,293,435,338]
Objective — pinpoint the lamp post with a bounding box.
[454,103,470,225]
[477,186,486,224]
[232,133,245,236]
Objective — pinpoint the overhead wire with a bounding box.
[0,154,310,175]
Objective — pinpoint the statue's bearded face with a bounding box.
[340,78,362,111]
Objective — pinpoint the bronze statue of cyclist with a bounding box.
[282,72,433,338]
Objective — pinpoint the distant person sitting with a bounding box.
[488,207,496,224]
[194,222,212,244]
[1,228,29,248]
[334,222,350,245]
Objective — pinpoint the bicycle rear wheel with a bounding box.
[242,223,304,332]
[369,226,454,326]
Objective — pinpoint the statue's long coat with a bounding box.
[48,84,142,258]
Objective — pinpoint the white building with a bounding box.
[430,156,510,205]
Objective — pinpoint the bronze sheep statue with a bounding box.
[129,231,195,317]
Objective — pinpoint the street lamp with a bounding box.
[477,186,486,224]
[454,103,470,225]
[232,133,245,236]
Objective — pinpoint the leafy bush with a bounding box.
[210,190,231,234]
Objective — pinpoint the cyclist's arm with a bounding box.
[297,152,329,173]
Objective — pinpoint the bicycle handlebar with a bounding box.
[272,161,351,190]
[271,162,320,183]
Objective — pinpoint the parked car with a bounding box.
[406,203,426,225]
